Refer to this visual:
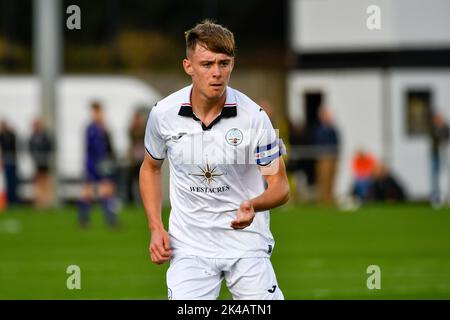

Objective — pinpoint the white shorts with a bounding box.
[166,255,284,300]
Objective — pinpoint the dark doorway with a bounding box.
[295,91,324,186]
[304,92,323,129]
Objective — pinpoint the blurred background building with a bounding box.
[287,0,450,202]
[0,0,449,206]
[0,0,287,206]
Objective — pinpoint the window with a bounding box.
[405,89,432,136]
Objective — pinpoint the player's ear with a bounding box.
[183,59,193,76]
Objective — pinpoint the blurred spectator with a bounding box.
[371,162,406,202]
[429,112,449,207]
[78,102,119,228]
[126,109,147,205]
[0,120,19,205]
[287,121,316,202]
[314,106,340,204]
[351,149,377,202]
[29,118,53,209]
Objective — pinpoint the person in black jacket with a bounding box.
[29,118,53,209]
[0,120,18,205]
[371,163,406,202]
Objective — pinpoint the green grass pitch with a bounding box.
[1,203,450,299]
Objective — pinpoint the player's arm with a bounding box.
[139,152,171,264]
[231,157,289,229]
[253,157,290,211]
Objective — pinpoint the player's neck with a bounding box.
[190,89,226,125]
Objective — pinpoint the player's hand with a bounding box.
[231,200,255,230]
[149,227,172,265]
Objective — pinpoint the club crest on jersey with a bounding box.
[225,128,243,146]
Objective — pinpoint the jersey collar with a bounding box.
[178,86,237,130]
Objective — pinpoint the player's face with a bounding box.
[183,44,234,101]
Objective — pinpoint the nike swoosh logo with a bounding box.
[268,285,277,293]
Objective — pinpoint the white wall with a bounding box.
[0,76,161,179]
[57,76,160,178]
[288,69,450,200]
[290,0,450,53]
[389,70,450,199]
[287,70,385,197]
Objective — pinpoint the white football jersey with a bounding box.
[144,85,281,258]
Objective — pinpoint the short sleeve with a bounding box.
[144,107,167,160]
[253,111,282,166]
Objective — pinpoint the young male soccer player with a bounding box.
[140,20,290,300]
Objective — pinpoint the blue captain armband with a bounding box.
[255,139,286,166]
